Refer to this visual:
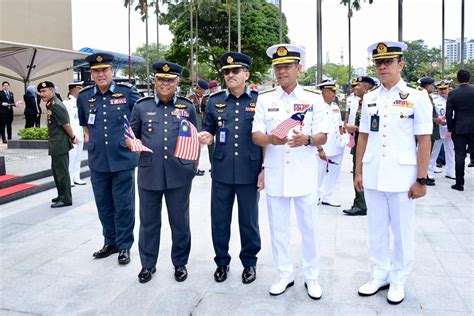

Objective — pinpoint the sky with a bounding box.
[72,0,474,70]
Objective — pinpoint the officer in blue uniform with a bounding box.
[77,53,140,265]
[129,61,198,284]
[198,52,263,284]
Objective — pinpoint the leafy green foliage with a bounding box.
[17,128,48,140]
[339,0,374,10]
[122,43,170,82]
[299,63,352,86]
[402,40,442,82]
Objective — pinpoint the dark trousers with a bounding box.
[91,169,135,249]
[452,133,474,186]
[351,151,366,210]
[211,180,261,267]
[138,184,192,269]
[0,112,13,140]
[51,153,72,204]
[25,114,36,128]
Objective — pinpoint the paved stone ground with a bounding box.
[1,138,472,315]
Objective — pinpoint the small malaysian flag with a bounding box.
[271,110,308,139]
[174,117,199,161]
[123,116,153,153]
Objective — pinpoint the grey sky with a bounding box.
[72,0,473,70]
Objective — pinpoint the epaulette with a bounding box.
[210,90,225,98]
[406,83,422,91]
[78,85,94,94]
[303,87,321,94]
[136,96,154,103]
[177,95,193,103]
[116,82,133,88]
[259,87,276,95]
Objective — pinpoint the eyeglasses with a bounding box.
[223,68,244,76]
[373,58,398,67]
[273,63,297,72]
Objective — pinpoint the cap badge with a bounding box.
[357,76,362,82]
[376,43,388,54]
[163,64,170,72]
[96,55,103,62]
[41,82,46,88]
[227,56,234,64]
[277,46,288,57]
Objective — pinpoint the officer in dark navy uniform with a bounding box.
[198,52,263,284]
[128,61,198,284]
[77,53,140,265]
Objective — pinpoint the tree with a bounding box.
[339,0,374,10]
[160,0,290,83]
[123,43,170,82]
[402,40,442,82]
[299,63,352,86]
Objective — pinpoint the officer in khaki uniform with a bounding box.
[252,44,328,300]
[129,61,198,284]
[37,81,78,208]
[355,42,432,305]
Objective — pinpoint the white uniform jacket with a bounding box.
[252,84,328,197]
[359,80,432,192]
[347,94,360,125]
[432,95,449,139]
[63,96,84,141]
[322,102,345,156]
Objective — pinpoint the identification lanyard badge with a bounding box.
[370,112,379,132]
[218,128,227,144]
[88,113,96,125]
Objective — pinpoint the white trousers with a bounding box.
[68,140,84,182]
[364,189,415,285]
[428,138,455,178]
[266,193,320,280]
[317,153,343,201]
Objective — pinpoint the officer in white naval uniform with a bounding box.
[316,80,345,207]
[355,41,432,305]
[63,82,86,186]
[345,78,360,126]
[252,44,328,300]
[428,80,455,179]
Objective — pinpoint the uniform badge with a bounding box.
[174,104,187,109]
[376,43,388,54]
[294,104,310,111]
[215,103,226,108]
[277,46,288,56]
[88,98,96,103]
[96,55,103,62]
[146,112,156,116]
[226,56,234,64]
[399,92,409,100]
[112,93,124,98]
[249,102,256,108]
[163,64,170,72]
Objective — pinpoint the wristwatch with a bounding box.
[416,177,427,185]
[305,135,313,146]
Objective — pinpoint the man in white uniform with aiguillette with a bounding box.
[252,44,328,300]
[355,41,432,305]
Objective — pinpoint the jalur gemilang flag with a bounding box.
[271,109,308,139]
[174,117,200,161]
[123,116,153,153]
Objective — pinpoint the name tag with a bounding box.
[88,113,96,125]
[110,98,127,105]
[268,108,279,112]
[218,128,227,144]
[370,114,379,132]
[368,103,376,107]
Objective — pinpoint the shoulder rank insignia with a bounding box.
[215,103,227,108]
[116,82,133,88]
[303,88,321,94]
[399,92,409,100]
[177,95,193,103]
[88,98,96,103]
[210,90,225,98]
[112,93,124,98]
[259,87,276,95]
[137,96,153,103]
[174,103,187,109]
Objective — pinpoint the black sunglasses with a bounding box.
[222,68,244,76]
[373,58,398,67]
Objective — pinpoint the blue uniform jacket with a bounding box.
[77,82,140,172]
[130,95,198,191]
[202,88,262,185]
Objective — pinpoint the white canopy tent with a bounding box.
[0,40,90,90]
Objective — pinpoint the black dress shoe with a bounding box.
[2,140,6,144]
[118,249,131,264]
[174,265,188,282]
[51,201,72,208]
[468,162,474,167]
[195,169,205,176]
[242,266,256,284]
[93,245,119,258]
[343,207,367,216]
[51,197,60,203]
[138,267,156,283]
[451,184,464,191]
[214,265,229,283]
[426,177,435,186]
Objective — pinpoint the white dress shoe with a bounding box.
[358,278,390,296]
[305,279,322,300]
[269,277,294,296]
[74,179,86,185]
[321,199,341,207]
[387,283,405,304]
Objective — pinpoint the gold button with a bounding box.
[234,135,238,138]
[164,146,168,150]
[235,118,239,122]
[382,154,386,157]
[103,112,107,115]
[383,134,386,137]
[104,126,107,130]
[236,102,240,106]
[383,124,387,127]
[148,128,152,132]
[148,119,152,122]
[104,134,108,137]
[286,161,290,164]
[164,121,168,125]
[164,129,168,133]
[164,106,167,109]
[104,119,107,122]
[164,137,168,141]
[235,110,239,114]
[103,104,106,108]
[234,152,239,156]
[164,114,168,117]
[117,107,121,110]
[235,126,239,130]
[164,155,168,159]
[105,141,108,145]
[382,144,386,147]
[384,115,387,118]
[234,143,238,147]
[103,97,106,100]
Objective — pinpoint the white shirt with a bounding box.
[359,79,432,192]
[346,94,361,125]
[322,102,345,156]
[432,95,449,139]
[252,84,329,197]
[63,96,84,141]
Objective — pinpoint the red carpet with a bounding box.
[0,174,18,182]
[0,183,37,197]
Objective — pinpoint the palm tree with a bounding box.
[227,0,232,51]
[441,0,445,76]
